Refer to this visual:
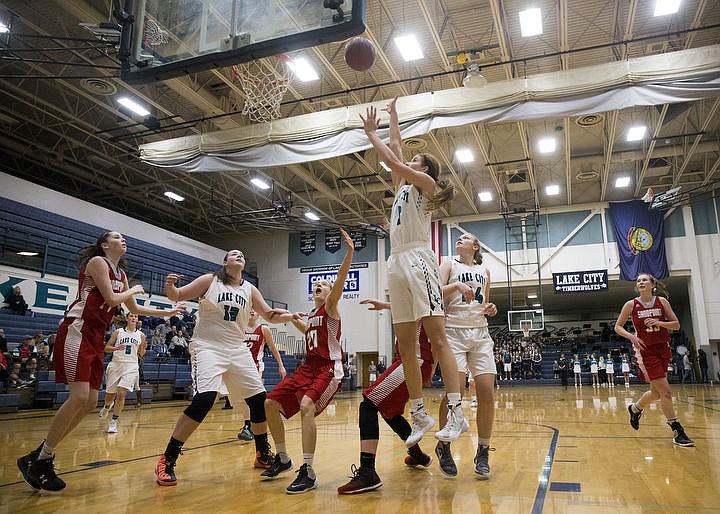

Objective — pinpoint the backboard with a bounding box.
[508,309,545,332]
[120,0,366,83]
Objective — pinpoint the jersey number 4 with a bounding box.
[223,305,239,322]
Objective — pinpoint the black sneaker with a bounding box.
[628,404,642,430]
[260,454,293,480]
[434,441,457,478]
[474,445,492,480]
[30,457,66,491]
[337,464,382,494]
[286,463,318,494]
[669,421,695,447]
[238,426,254,442]
[17,442,44,491]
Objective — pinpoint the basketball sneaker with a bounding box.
[107,419,118,433]
[474,445,492,480]
[628,404,643,430]
[337,464,382,494]
[29,456,66,491]
[434,441,457,478]
[254,441,274,469]
[405,410,435,447]
[404,451,432,468]
[155,455,177,486]
[238,425,254,442]
[16,442,44,490]
[98,401,114,419]
[435,405,469,442]
[260,455,293,480]
[669,421,695,447]
[286,463,317,494]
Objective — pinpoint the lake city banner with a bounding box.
[608,200,669,281]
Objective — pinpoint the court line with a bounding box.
[528,423,559,514]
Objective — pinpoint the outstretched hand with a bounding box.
[381,97,398,117]
[359,106,380,134]
[340,228,354,250]
[360,298,390,311]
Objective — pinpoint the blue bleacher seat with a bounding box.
[0,393,22,413]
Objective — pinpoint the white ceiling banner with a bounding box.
[139,45,720,171]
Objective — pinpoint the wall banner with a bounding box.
[300,232,316,255]
[553,269,608,294]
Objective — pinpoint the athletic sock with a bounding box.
[360,452,376,471]
[447,392,461,407]
[409,398,424,415]
[254,432,269,452]
[666,417,678,426]
[164,436,184,463]
[631,403,643,413]
[302,453,314,467]
[38,442,55,460]
[478,438,491,447]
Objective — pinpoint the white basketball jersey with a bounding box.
[390,184,431,249]
[192,276,252,348]
[112,328,142,364]
[445,259,489,328]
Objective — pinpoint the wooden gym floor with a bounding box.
[1,384,718,513]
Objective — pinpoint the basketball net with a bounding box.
[520,321,532,339]
[230,55,293,123]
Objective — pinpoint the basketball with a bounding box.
[344,37,376,71]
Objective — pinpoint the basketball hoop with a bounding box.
[143,19,169,47]
[520,320,532,339]
[230,54,293,123]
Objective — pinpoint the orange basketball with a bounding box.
[344,37,376,71]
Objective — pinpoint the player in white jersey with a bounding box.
[439,233,498,479]
[361,99,467,447]
[154,250,303,487]
[99,312,146,433]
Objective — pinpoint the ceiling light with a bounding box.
[251,177,270,190]
[164,191,185,202]
[0,22,9,34]
[394,34,424,61]
[626,126,647,141]
[379,161,392,172]
[615,176,631,188]
[527,293,538,299]
[537,137,556,153]
[117,96,151,116]
[532,302,542,307]
[462,64,487,88]
[17,251,39,256]
[478,191,493,202]
[305,211,320,221]
[545,184,560,196]
[654,0,681,16]
[287,56,319,82]
[455,148,474,163]
[519,8,543,37]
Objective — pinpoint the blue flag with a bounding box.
[608,200,668,280]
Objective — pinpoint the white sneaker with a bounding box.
[107,419,118,433]
[99,402,115,419]
[405,410,435,447]
[435,405,469,442]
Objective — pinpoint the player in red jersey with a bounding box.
[337,298,434,495]
[614,273,694,446]
[17,231,185,491]
[262,228,353,494]
[237,309,286,441]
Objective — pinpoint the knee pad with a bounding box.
[183,391,216,423]
[245,391,267,424]
[359,397,380,440]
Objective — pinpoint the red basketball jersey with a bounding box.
[631,296,670,347]
[391,324,432,364]
[305,304,342,363]
[65,258,126,329]
[244,324,266,365]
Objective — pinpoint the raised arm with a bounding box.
[165,273,214,302]
[262,325,286,378]
[360,105,436,195]
[325,228,354,318]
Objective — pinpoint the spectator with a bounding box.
[0,349,8,388]
[18,335,36,365]
[165,325,177,345]
[47,334,56,369]
[682,352,692,383]
[0,327,7,355]
[169,329,188,359]
[698,348,709,383]
[8,362,23,387]
[368,361,377,385]
[376,359,386,375]
[154,339,170,358]
[150,328,164,352]
[558,353,568,389]
[8,285,29,315]
[157,319,170,341]
[552,360,559,379]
